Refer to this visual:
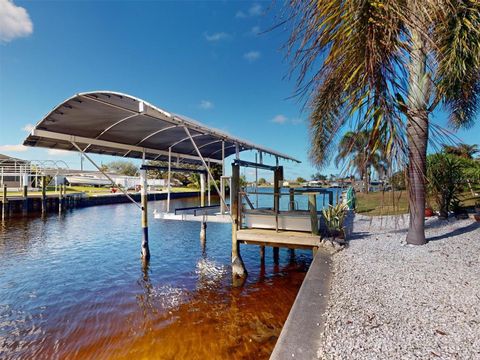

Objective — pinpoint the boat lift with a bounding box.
[22,91,300,272]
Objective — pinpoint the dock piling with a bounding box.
[231,163,247,280]
[41,176,47,214]
[308,194,319,235]
[22,184,28,216]
[200,221,207,246]
[140,167,150,262]
[2,184,7,221]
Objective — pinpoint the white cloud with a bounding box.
[21,123,34,132]
[235,3,263,19]
[0,0,33,43]
[235,11,246,19]
[249,26,261,36]
[271,115,305,125]
[272,114,288,124]
[47,149,70,156]
[0,144,28,152]
[249,3,263,17]
[291,118,304,125]
[204,32,230,42]
[199,100,214,109]
[243,50,260,62]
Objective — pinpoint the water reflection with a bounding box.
[0,198,311,359]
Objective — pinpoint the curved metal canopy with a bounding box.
[23,91,300,165]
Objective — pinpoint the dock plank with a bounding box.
[237,228,320,249]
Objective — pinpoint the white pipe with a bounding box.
[207,159,211,206]
[167,147,171,213]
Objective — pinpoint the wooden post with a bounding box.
[289,188,295,211]
[273,247,280,264]
[22,182,28,216]
[140,168,150,261]
[41,175,47,214]
[273,165,283,275]
[2,184,7,221]
[328,191,334,206]
[309,194,319,235]
[260,245,265,263]
[231,163,247,279]
[59,184,63,213]
[200,220,207,248]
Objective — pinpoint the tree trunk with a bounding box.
[364,164,370,194]
[406,27,429,246]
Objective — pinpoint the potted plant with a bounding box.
[322,203,348,244]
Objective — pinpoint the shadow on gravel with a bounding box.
[427,222,480,242]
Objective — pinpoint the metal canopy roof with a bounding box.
[23,91,300,165]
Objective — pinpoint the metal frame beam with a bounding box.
[31,129,223,164]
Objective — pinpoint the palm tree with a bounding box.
[443,143,479,159]
[286,1,480,245]
[335,130,386,193]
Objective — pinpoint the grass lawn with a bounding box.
[356,186,480,216]
[355,191,409,216]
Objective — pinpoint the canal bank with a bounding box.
[0,191,201,218]
[270,249,332,359]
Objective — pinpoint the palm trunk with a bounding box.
[365,164,370,194]
[406,27,429,246]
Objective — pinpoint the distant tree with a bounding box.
[389,170,407,191]
[443,143,479,159]
[296,177,306,183]
[311,173,327,181]
[240,175,248,188]
[106,161,138,176]
[258,177,267,185]
[335,130,386,193]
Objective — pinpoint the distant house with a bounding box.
[0,154,31,189]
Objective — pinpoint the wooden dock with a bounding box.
[237,228,321,250]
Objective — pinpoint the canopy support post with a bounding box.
[167,147,171,213]
[231,162,247,281]
[207,159,211,206]
[220,141,225,214]
[140,151,150,262]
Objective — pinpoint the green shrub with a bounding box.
[322,203,348,238]
[427,153,464,218]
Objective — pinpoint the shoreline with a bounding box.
[270,249,332,359]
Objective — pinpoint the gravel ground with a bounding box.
[318,214,480,359]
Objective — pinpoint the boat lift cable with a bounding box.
[70,141,142,210]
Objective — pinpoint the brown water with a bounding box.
[0,198,311,359]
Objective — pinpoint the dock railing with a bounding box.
[238,188,335,234]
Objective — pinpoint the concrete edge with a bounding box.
[270,249,332,360]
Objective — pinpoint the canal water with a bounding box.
[0,195,317,360]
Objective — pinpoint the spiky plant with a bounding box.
[286,0,480,245]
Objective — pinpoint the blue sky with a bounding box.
[1,1,479,181]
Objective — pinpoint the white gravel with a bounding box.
[318,214,480,359]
